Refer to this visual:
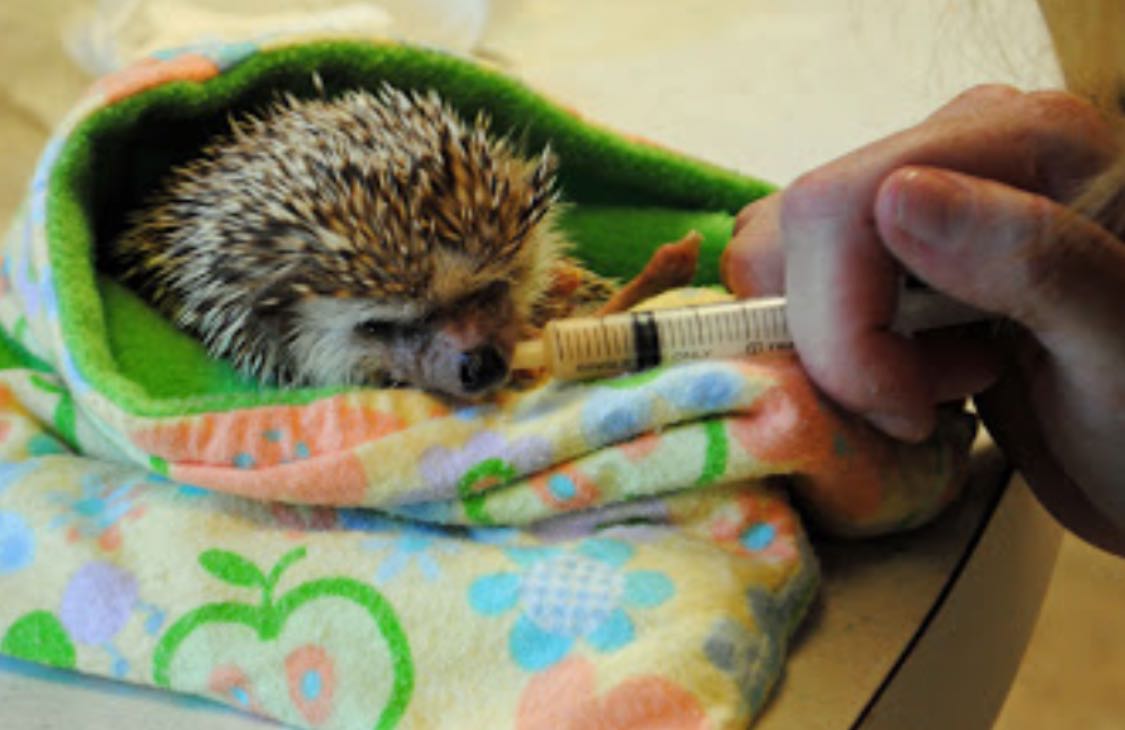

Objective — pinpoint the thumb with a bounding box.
[874,166,1125,359]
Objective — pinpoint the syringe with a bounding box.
[511,289,995,380]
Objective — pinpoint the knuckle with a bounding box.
[718,244,737,287]
[925,84,1022,122]
[732,202,757,235]
[780,167,842,227]
[719,237,754,293]
[957,82,1023,106]
[719,237,764,296]
[1025,89,1100,122]
[1012,90,1116,195]
[1022,89,1114,151]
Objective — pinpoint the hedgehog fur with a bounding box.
[107,83,614,397]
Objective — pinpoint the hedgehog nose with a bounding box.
[459,345,508,393]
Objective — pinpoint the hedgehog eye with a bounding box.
[463,281,510,309]
[355,320,396,339]
[355,319,428,340]
[482,280,510,300]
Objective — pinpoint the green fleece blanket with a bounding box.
[0,34,975,729]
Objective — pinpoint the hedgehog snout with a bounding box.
[419,311,517,399]
[459,345,508,394]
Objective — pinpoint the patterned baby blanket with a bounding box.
[0,35,975,729]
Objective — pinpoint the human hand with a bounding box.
[721,85,1125,554]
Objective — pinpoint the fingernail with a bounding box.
[891,169,970,247]
[866,409,933,443]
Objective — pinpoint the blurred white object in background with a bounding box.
[63,0,493,75]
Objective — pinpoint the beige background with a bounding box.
[0,1,1122,728]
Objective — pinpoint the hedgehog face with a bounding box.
[287,277,523,399]
[269,201,558,398]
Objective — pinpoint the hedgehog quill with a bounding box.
[107,84,699,399]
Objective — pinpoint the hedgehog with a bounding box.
[106,83,699,400]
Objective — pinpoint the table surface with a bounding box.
[0,1,1065,728]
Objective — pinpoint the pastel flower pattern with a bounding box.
[530,464,600,512]
[580,388,654,445]
[516,656,706,730]
[0,462,44,493]
[418,430,553,502]
[129,399,403,505]
[131,399,403,468]
[468,539,674,670]
[0,511,34,574]
[709,490,800,566]
[49,473,152,553]
[350,515,459,584]
[655,364,745,413]
[703,616,781,716]
[59,561,164,677]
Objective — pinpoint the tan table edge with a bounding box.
[857,471,1063,729]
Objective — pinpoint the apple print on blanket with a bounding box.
[153,547,413,730]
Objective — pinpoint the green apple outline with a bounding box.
[457,457,516,525]
[152,546,414,730]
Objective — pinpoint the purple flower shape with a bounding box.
[60,562,137,646]
[416,430,553,501]
[57,561,161,678]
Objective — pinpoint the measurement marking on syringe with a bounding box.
[669,314,684,350]
[745,307,763,340]
[553,327,566,363]
[755,310,765,342]
[737,306,751,342]
[611,322,625,358]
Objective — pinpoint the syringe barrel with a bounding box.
[543,298,791,380]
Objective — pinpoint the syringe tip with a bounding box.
[511,339,546,371]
